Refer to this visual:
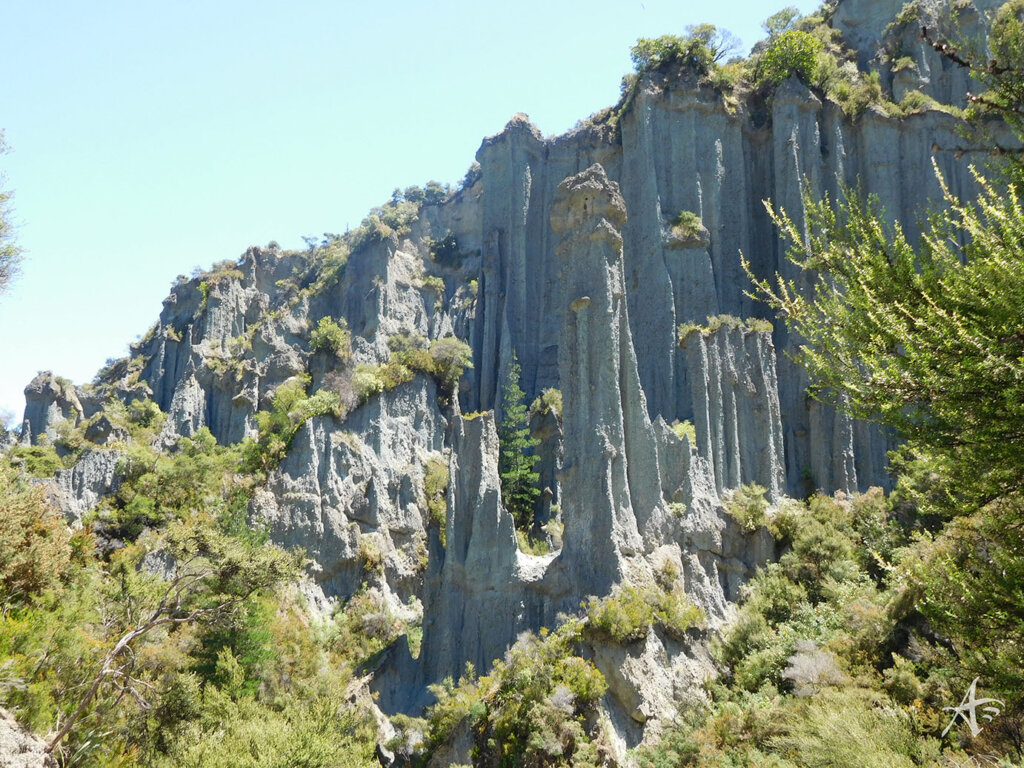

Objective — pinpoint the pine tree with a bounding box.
[497,354,540,530]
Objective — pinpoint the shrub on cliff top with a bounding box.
[755,29,825,87]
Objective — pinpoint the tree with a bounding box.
[45,517,300,755]
[497,354,540,530]
[746,8,1024,706]
[630,25,740,77]
[0,131,22,297]
[0,463,71,606]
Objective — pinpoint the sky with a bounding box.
[0,0,819,427]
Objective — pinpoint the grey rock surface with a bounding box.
[21,372,83,445]
[51,449,124,528]
[0,708,55,768]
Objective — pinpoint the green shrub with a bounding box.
[671,209,704,240]
[756,30,825,87]
[652,590,706,641]
[309,316,352,361]
[424,621,607,766]
[354,334,472,406]
[240,376,340,476]
[428,336,473,397]
[0,464,72,605]
[423,456,449,545]
[771,688,923,768]
[352,365,385,403]
[528,387,562,419]
[726,483,770,532]
[515,529,550,556]
[427,231,459,265]
[586,585,655,643]
[631,25,735,76]
[586,584,704,645]
[8,444,62,478]
[672,419,697,443]
[679,315,774,346]
[422,275,445,301]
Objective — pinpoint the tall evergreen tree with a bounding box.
[497,354,540,530]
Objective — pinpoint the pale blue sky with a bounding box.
[0,0,818,425]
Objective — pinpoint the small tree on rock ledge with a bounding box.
[497,354,540,530]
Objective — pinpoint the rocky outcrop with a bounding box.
[417,412,552,686]
[550,164,666,593]
[21,372,83,445]
[679,325,785,500]
[251,378,446,612]
[51,449,124,528]
[0,708,55,768]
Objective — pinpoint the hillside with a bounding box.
[3,1,1023,766]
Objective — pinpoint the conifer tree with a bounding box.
[497,354,540,530]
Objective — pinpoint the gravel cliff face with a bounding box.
[17,0,1007,747]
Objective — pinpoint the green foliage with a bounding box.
[671,419,697,444]
[352,364,386,403]
[7,443,62,477]
[515,529,550,556]
[763,6,801,38]
[326,588,406,669]
[671,209,704,240]
[750,168,1024,517]
[352,334,472,406]
[586,584,704,644]
[423,455,450,545]
[528,387,563,420]
[309,316,351,361]
[0,131,21,297]
[104,429,251,540]
[423,621,608,767]
[725,483,770,532]
[0,463,72,605]
[240,376,340,477]
[755,30,825,87]
[631,25,738,76]
[771,688,925,768]
[428,336,473,397]
[427,230,460,265]
[678,314,774,345]
[497,355,540,530]
[0,132,18,294]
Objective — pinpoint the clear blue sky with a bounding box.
[0,0,818,426]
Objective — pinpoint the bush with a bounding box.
[240,376,340,476]
[756,30,825,87]
[8,444,62,478]
[631,25,736,76]
[771,688,924,768]
[672,419,697,444]
[529,387,563,420]
[671,209,704,241]
[428,336,473,397]
[725,484,770,532]
[309,316,352,361]
[0,464,71,605]
[586,585,655,644]
[427,231,459,265]
[424,622,607,767]
[352,365,385,403]
[423,456,449,544]
[354,334,471,406]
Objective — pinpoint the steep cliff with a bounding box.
[13,0,1011,751]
